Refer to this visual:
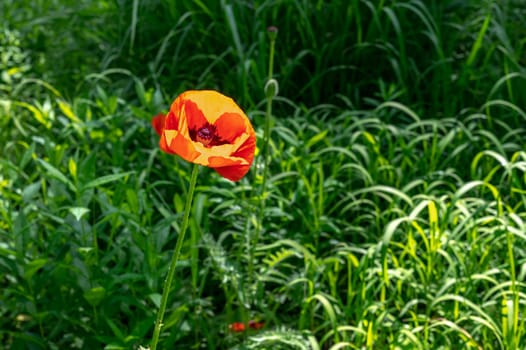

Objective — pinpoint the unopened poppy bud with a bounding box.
[264,78,279,98]
[267,26,278,41]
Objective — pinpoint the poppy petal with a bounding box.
[195,142,237,160]
[228,322,245,332]
[230,131,256,164]
[152,113,166,136]
[152,90,256,181]
[164,110,179,130]
[214,164,251,182]
[212,139,255,180]
[183,99,208,132]
[183,90,246,124]
[164,130,201,163]
[213,112,250,143]
[207,155,246,168]
[159,131,174,154]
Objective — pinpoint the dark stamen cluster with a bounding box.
[189,123,228,147]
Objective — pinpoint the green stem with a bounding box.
[263,29,276,191]
[267,34,276,82]
[248,29,277,284]
[261,42,275,191]
[262,29,277,202]
[150,164,199,350]
[507,229,518,346]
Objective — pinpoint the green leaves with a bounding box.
[37,158,76,192]
[37,157,134,192]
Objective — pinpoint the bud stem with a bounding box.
[248,26,278,299]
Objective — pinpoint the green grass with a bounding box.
[1,0,526,349]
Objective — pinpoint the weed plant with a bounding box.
[1,0,525,349]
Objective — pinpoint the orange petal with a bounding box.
[228,322,245,332]
[159,131,175,154]
[164,130,201,163]
[231,130,256,164]
[193,144,237,163]
[211,127,256,181]
[214,112,250,143]
[207,156,244,168]
[183,99,208,131]
[182,90,246,124]
[164,110,178,130]
[214,164,252,182]
[152,113,166,136]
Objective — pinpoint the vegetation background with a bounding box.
[1,0,525,349]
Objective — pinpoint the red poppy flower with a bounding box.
[152,90,256,181]
[228,320,265,332]
[228,322,245,332]
[248,320,265,330]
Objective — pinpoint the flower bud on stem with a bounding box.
[248,25,279,307]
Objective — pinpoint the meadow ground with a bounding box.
[1,1,526,349]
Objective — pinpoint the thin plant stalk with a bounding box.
[261,29,277,196]
[150,164,200,350]
[506,229,519,347]
[248,27,278,284]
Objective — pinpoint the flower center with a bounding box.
[193,124,217,147]
[189,123,228,147]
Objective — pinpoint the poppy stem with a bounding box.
[150,164,200,350]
